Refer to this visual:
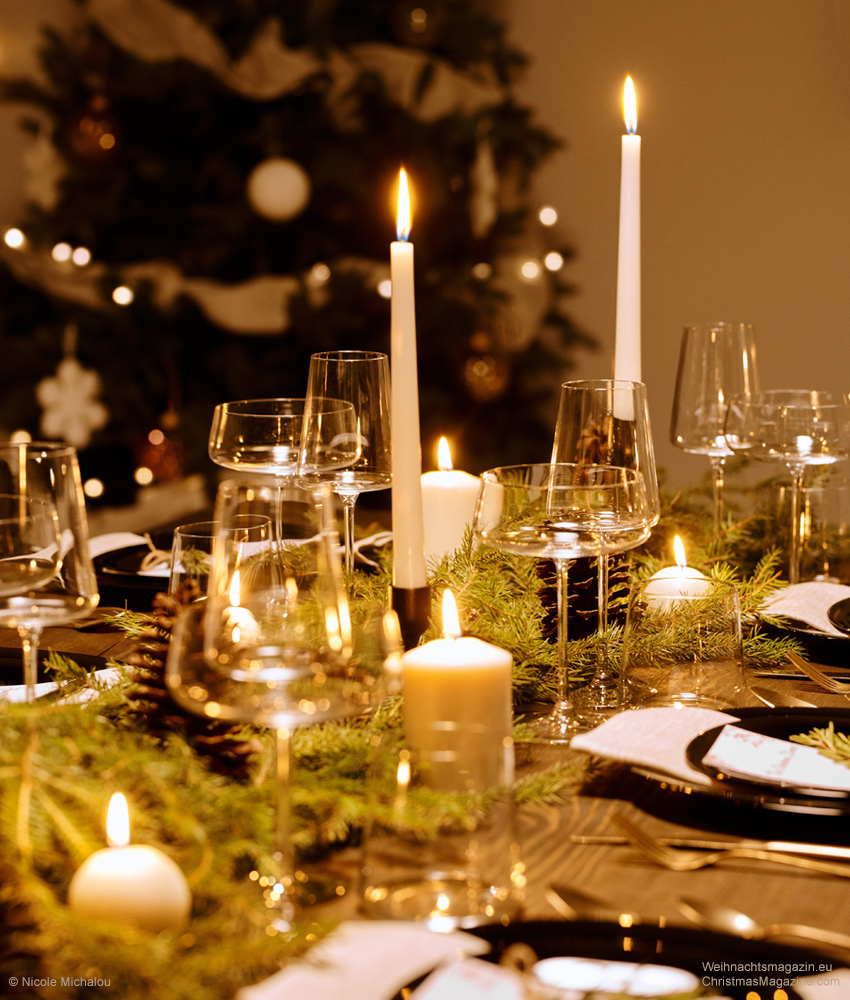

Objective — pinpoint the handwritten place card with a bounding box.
[704,725,850,793]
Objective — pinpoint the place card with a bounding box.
[703,725,850,793]
[410,959,523,999]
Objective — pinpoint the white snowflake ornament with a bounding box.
[36,357,109,448]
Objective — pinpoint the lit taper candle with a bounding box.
[614,76,641,384]
[390,168,429,644]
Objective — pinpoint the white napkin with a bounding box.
[409,958,523,999]
[762,581,850,637]
[569,707,740,787]
[236,921,490,1000]
[797,969,850,999]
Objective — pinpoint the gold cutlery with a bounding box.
[789,652,850,696]
[612,812,850,877]
[545,884,642,924]
[750,685,815,708]
[571,834,850,861]
[677,896,850,954]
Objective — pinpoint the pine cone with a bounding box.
[125,584,263,780]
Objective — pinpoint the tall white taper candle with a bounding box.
[614,76,641,384]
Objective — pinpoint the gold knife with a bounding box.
[571,834,850,861]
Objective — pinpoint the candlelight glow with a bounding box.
[673,535,688,571]
[623,76,637,134]
[396,168,411,242]
[437,436,453,471]
[106,793,130,848]
[441,589,461,638]
[229,570,241,606]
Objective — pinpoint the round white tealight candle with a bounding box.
[645,535,710,608]
[68,793,192,932]
[421,437,480,565]
[402,590,512,792]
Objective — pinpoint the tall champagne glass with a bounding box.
[725,389,850,584]
[552,380,660,716]
[167,481,380,932]
[473,464,650,743]
[0,443,99,702]
[303,351,392,574]
[670,321,759,529]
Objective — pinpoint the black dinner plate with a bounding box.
[686,710,850,800]
[411,919,833,999]
[93,540,170,612]
[757,615,850,669]
[828,597,850,636]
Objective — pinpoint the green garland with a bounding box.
[791,722,850,768]
[0,482,809,995]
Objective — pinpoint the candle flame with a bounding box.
[441,589,462,639]
[106,792,130,848]
[437,436,453,472]
[229,570,241,606]
[623,76,637,134]
[673,535,688,571]
[396,168,411,242]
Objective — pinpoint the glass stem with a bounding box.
[710,455,726,534]
[554,558,571,710]
[273,725,297,925]
[789,467,805,585]
[340,494,359,576]
[19,626,41,704]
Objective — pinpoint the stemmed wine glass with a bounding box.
[725,389,850,584]
[0,443,99,702]
[670,321,759,530]
[472,463,650,743]
[552,380,660,717]
[166,480,382,932]
[302,351,392,575]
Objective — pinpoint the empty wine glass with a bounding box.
[166,481,381,931]
[552,380,660,718]
[303,351,392,575]
[670,322,759,529]
[0,443,99,702]
[472,464,650,743]
[725,389,850,584]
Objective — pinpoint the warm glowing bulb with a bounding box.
[52,242,72,262]
[437,436,453,471]
[72,246,91,266]
[112,285,134,305]
[441,589,461,638]
[624,76,637,134]
[83,478,104,499]
[396,168,411,242]
[3,227,24,248]
[520,260,541,280]
[377,278,392,299]
[538,206,558,226]
[134,466,154,485]
[106,793,131,848]
[544,251,564,271]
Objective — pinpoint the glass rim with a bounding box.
[559,378,647,392]
[728,389,850,408]
[309,350,388,362]
[0,440,79,459]
[481,461,644,480]
[682,320,755,332]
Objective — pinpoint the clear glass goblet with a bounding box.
[303,351,392,575]
[670,321,759,530]
[552,380,660,718]
[472,463,650,743]
[725,389,850,584]
[166,481,381,932]
[0,443,99,703]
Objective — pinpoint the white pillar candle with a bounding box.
[402,590,512,791]
[614,76,641,385]
[421,437,480,565]
[68,793,192,932]
[390,168,428,590]
[645,535,711,608]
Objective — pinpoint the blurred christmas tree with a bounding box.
[0,0,592,502]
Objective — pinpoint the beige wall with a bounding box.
[510,0,850,485]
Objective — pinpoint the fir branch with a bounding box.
[790,722,850,768]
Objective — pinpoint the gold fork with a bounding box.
[611,812,850,878]
[788,652,850,696]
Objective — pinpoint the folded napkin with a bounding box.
[569,707,740,787]
[762,581,850,637]
[797,969,850,1000]
[236,921,490,1000]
